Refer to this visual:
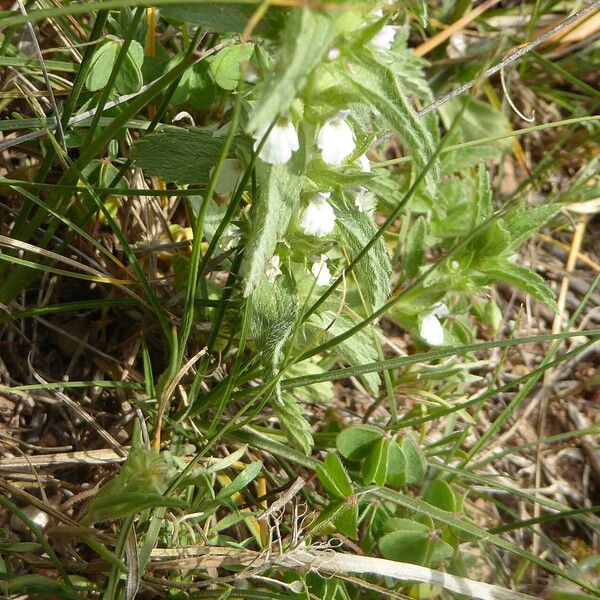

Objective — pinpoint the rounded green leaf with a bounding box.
[209,44,253,90]
[386,440,406,487]
[401,435,427,484]
[424,479,455,513]
[85,40,119,91]
[316,453,353,499]
[362,437,390,486]
[379,519,430,564]
[116,40,144,94]
[336,425,382,461]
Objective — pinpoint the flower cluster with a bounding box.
[254,110,356,168]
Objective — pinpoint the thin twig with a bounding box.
[418,1,600,116]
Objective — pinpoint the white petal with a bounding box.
[301,195,336,237]
[357,154,371,172]
[254,120,299,165]
[317,118,356,166]
[420,313,445,346]
[311,255,332,286]
[370,25,397,50]
[326,47,340,61]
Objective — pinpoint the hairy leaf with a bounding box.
[161,3,285,36]
[403,215,426,279]
[342,51,439,197]
[334,197,391,312]
[130,127,229,183]
[241,141,306,296]
[481,260,558,310]
[274,391,314,454]
[247,8,335,135]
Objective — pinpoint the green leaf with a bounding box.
[285,360,335,403]
[88,492,187,520]
[474,163,493,226]
[336,425,382,461]
[85,39,119,91]
[217,461,263,499]
[274,392,314,454]
[481,260,558,310]
[305,312,381,395]
[503,203,560,251]
[250,273,298,371]
[209,44,254,90]
[342,50,439,197]
[247,8,335,135]
[423,479,455,513]
[311,498,357,539]
[405,0,428,27]
[386,441,406,487]
[439,98,512,173]
[379,518,454,566]
[379,518,430,564]
[401,435,427,484]
[332,500,359,540]
[467,220,511,258]
[362,437,390,486]
[130,127,229,184]
[161,3,285,37]
[84,448,171,522]
[316,453,353,499]
[115,39,144,94]
[241,144,306,296]
[482,298,503,334]
[334,197,391,312]
[403,215,426,279]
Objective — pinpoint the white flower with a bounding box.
[265,254,282,283]
[370,25,397,50]
[357,154,371,172]
[311,255,332,286]
[326,47,340,61]
[211,158,245,196]
[420,313,445,346]
[317,110,356,166]
[254,119,299,165]
[301,192,336,237]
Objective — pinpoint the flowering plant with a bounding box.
[130,2,558,459]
